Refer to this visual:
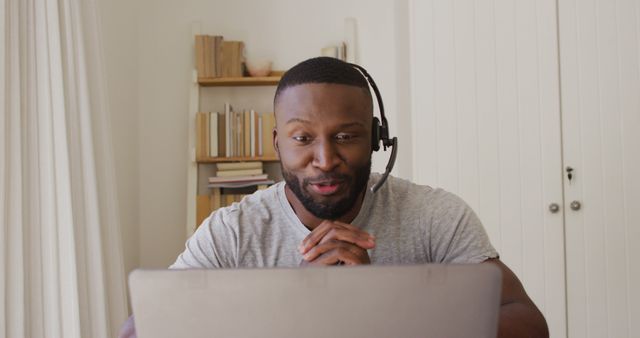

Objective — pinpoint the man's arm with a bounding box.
[485,258,549,338]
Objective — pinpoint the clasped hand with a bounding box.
[298,220,375,266]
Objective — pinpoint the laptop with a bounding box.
[129,264,502,338]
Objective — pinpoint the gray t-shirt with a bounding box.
[170,173,498,269]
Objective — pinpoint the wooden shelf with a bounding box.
[196,156,279,163]
[198,71,283,87]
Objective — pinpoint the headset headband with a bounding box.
[348,63,393,150]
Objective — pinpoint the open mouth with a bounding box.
[308,180,344,196]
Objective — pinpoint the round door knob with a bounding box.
[570,200,582,211]
[548,203,560,213]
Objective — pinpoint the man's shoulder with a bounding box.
[206,182,285,228]
[370,174,468,211]
[372,173,439,200]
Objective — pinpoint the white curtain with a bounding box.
[1,0,128,337]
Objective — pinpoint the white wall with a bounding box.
[100,0,412,270]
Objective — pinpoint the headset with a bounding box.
[349,63,398,193]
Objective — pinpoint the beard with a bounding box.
[281,160,372,220]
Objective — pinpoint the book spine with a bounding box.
[258,115,263,156]
[203,110,210,157]
[235,111,242,157]
[195,35,205,77]
[249,109,257,157]
[215,36,223,77]
[218,112,226,157]
[210,188,221,211]
[203,35,210,78]
[224,194,234,206]
[215,168,263,177]
[225,103,231,157]
[216,161,263,170]
[244,110,251,157]
[195,112,205,159]
[209,112,218,157]
[262,112,276,157]
[196,194,211,227]
[207,36,219,77]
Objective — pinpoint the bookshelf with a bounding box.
[196,156,279,163]
[187,64,283,237]
[198,71,284,87]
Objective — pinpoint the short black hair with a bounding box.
[274,56,372,107]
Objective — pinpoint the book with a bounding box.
[196,112,208,159]
[216,168,264,177]
[208,180,274,189]
[221,41,232,77]
[209,112,218,157]
[208,173,268,183]
[206,35,217,77]
[235,111,242,157]
[221,41,245,77]
[216,161,263,170]
[258,114,263,156]
[203,111,210,157]
[195,112,202,158]
[217,112,226,157]
[261,112,276,157]
[210,188,221,211]
[196,194,211,226]
[244,110,251,157]
[203,35,211,77]
[250,110,257,157]
[224,103,232,157]
[238,111,244,156]
[224,194,234,206]
[195,35,206,77]
[214,36,223,77]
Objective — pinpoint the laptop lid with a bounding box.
[129,264,501,338]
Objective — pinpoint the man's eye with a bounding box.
[292,135,311,143]
[336,133,356,142]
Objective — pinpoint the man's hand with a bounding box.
[299,220,375,266]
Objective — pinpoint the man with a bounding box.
[120,57,548,337]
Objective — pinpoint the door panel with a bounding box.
[558,0,640,336]
[409,0,566,336]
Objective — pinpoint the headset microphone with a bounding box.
[370,137,397,193]
[349,63,398,194]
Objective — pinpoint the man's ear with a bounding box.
[272,127,279,158]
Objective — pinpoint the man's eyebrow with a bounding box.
[338,122,366,129]
[285,118,366,129]
[285,118,311,125]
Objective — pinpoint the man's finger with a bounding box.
[299,221,375,254]
[302,239,366,262]
[318,227,375,250]
[299,220,335,254]
[308,246,367,266]
[333,221,374,237]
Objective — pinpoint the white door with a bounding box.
[409,0,567,336]
[558,0,640,336]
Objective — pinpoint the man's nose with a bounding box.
[311,139,341,172]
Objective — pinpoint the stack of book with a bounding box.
[194,35,245,78]
[195,103,277,159]
[208,162,274,188]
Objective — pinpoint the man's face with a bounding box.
[274,83,373,220]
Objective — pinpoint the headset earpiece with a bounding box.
[349,62,397,193]
[371,117,381,152]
